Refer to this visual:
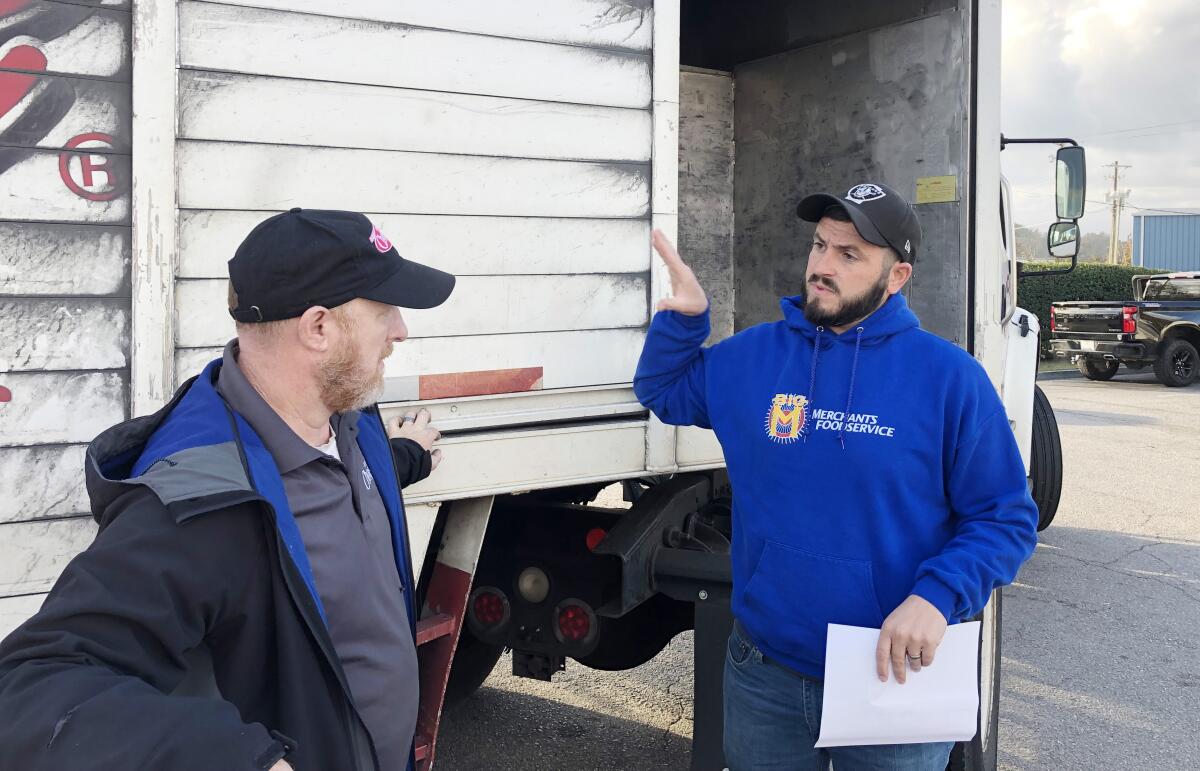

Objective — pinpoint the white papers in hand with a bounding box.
[814,621,981,748]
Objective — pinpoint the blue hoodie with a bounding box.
[634,292,1038,679]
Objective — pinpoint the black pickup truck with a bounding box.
[1050,272,1200,387]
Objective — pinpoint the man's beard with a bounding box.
[803,269,890,328]
[318,335,391,413]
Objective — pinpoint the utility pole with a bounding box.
[1105,161,1132,264]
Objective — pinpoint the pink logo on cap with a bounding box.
[368,224,393,253]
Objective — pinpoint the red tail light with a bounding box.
[470,588,509,628]
[1049,306,1056,332]
[1121,306,1137,334]
[585,527,607,552]
[555,600,596,644]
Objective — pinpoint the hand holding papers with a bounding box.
[815,622,982,747]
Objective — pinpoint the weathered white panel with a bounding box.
[175,348,219,383]
[652,0,681,104]
[178,211,649,279]
[0,298,129,371]
[6,7,130,80]
[129,0,179,417]
[0,222,129,295]
[179,2,650,109]
[386,328,644,389]
[0,445,90,523]
[0,372,126,447]
[0,517,97,597]
[406,502,441,579]
[203,0,652,50]
[415,274,648,338]
[178,72,650,163]
[176,142,647,217]
[0,149,130,224]
[404,421,646,503]
[0,593,45,641]
[652,99,679,215]
[380,386,641,431]
[0,75,130,151]
[176,327,645,391]
[175,274,649,347]
[676,425,724,468]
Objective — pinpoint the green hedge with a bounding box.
[1017,262,1167,356]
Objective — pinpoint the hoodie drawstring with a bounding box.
[837,326,865,449]
[801,326,823,442]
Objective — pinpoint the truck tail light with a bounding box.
[585,527,607,552]
[555,599,596,644]
[1122,306,1137,334]
[470,587,510,629]
[1050,306,1056,332]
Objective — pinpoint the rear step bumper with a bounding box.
[1050,339,1150,360]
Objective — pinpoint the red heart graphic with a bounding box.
[0,45,48,120]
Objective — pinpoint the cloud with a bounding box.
[1001,0,1200,235]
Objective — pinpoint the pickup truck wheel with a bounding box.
[1030,385,1062,531]
[1075,357,1118,380]
[1154,339,1199,387]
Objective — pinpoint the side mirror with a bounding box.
[1047,221,1080,259]
[1055,146,1086,220]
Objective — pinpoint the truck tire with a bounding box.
[1030,385,1063,531]
[444,626,505,707]
[947,591,1002,771]
[1153,338,1199,387]
[1075,357,1118,380]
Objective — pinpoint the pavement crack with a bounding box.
[1040,546,1200,606]
[658,642,690,752]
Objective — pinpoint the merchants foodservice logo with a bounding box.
[764,393,808,443]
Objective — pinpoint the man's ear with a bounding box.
[888,259,913,295]
[296,306,336,352]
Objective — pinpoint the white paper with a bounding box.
[814,621,981,747]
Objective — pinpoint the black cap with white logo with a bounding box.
[228,208,456,322]
[797,182,922,263]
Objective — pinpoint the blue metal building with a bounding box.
[1132,211,1200,270]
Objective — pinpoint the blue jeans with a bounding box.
[723,622,953,771]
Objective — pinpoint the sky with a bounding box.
[1001,0,1200,238]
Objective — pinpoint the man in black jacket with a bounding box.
[0,209,456,771]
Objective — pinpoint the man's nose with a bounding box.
[391,312,409,343]
[809,250,835,278]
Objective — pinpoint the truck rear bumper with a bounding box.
[1050,339,1150,360]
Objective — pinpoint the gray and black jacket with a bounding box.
[0,359,431,771]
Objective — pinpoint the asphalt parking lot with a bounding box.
[436,372,1200,770]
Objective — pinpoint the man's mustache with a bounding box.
[808,275,839,294]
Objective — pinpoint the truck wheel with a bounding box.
[1075,357,1118,380]
[1030,385,1063,531]
[1153,339,1199,387]
[947,590,1002,771]
[444,626,505,707]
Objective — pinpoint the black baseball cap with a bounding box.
[228,208,456,323]
[797,182,922,263]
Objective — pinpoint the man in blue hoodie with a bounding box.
[634,182,1039,770]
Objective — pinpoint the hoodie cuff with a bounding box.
[659,308,711,337]
[912,576,961,623]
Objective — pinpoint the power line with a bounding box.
[1078,118,1200,138]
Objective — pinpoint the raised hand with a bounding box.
[652,229,708,317]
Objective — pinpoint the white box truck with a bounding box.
[0,0,1084,768]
